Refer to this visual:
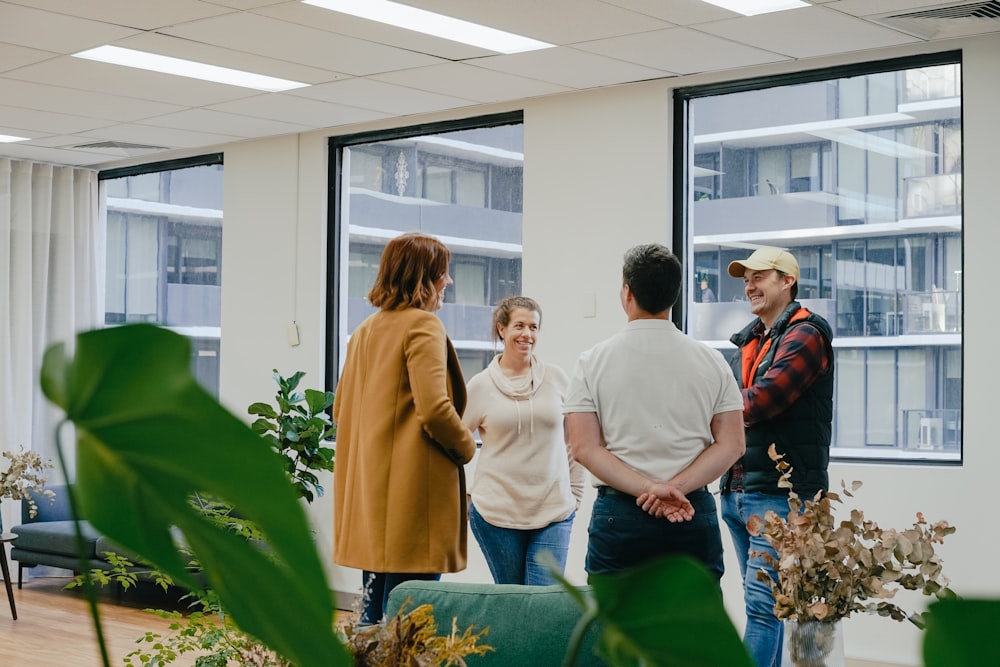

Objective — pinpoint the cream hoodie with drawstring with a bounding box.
[462,354,586,530]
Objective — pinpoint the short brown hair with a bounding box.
[367,232,451,310]
[622,244,682,314]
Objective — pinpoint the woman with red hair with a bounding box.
[333,231,477,625]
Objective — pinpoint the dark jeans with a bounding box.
[359,570,441,625]
[585,486,724,579]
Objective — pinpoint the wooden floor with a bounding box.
[0,574,359,667]
[0,576,203,667]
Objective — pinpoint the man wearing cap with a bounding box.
[720,246,834,667]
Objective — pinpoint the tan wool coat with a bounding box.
[332,307,478,573]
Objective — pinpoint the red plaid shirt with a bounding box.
[727,319,831,491]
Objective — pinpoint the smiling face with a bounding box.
[743,268,795,328]
[498,307,540,362]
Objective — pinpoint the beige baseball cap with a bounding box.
[727,246,800,280]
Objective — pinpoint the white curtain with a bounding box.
[0,158,102,531]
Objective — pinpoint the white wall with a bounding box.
[219,33,1000,665]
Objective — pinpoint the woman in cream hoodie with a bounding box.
[462,296,586,585]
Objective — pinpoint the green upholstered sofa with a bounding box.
[386,579,609,666]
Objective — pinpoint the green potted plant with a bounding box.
[248,369,336,503]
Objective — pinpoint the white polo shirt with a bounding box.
[564,318,743,485]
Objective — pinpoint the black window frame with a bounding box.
[672,51,963,465]
[325,112,524,394]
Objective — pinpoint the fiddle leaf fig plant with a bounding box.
[248,369,335,504]
[39,323,350,667]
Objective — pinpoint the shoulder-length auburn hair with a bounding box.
[368,232,451,310]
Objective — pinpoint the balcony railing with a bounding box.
[901,408,961,451]
[901,290,961,334]
[904,174,961,219]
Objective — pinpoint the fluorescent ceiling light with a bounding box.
[700,0,809,16]
[0,134,29,143]
[302,0,554,54]
[72,46,309,92]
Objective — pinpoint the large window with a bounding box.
[679,54,961,462]
[101,156,223,397]
[330,114,524,384]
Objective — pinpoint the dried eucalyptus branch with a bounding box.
[0,447,55,518]
[748,444,956,627]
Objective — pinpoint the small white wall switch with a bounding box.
[287,322,300,347]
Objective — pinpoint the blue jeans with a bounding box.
[585,486,724,579]
[721,491,792,667]
[469,502,574,585]
[359,570,441,625]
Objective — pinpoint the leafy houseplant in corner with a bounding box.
[248,369,336,503]
[748,445,956,667]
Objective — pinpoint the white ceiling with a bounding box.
[1,0,997,168]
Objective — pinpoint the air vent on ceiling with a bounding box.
[872,1,1000,39]
[70,140,172,157]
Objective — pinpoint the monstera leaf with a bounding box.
[561,556,754,667]
[923,598,1000,667]
[40,324,349,667]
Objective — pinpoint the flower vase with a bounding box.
[784,619,844,667]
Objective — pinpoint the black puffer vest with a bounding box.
[721,302,834,498]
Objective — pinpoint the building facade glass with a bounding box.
[332,117,523,382]
[682,55,961,461]
[102,157,223,397]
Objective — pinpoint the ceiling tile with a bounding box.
[822,0,961,17]
[590,0,738,25]
[370,63,572,104]
[136,108,312,138]
[0,3,140,53]
[395,0,674,43]
[0,103,113,135]
[0,42,58,72]
[19,133,106,148]
[288,78,479,116]
[0,124,40,140]
[1,0,234,30]
[470,47,676,89]
[207,93,391,127]
[253,2,492,61]
[0,0,986,167]
[0,141,118,166]
[5,57,267,107]
[85,122,244,149]
[159,11,445,76]
[576,27,790,74]
[113,32,349,85]
[203,0,286,9]
[0,78,186,121]
[696,6,919,59]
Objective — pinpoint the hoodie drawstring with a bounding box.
[512,397,535,435]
